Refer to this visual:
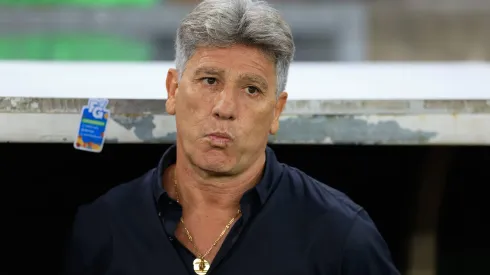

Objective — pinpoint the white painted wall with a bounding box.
[1,61,489,100]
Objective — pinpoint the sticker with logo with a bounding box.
[74,99,110,153]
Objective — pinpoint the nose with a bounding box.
[212,86,237,120]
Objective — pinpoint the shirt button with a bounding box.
[168,236,174,241]
[158,212,161,217]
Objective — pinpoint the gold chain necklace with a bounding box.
[174,173,241,275]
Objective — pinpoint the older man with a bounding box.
[65,0,400,274]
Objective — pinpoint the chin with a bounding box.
[193,149,238,174]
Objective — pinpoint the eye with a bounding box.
[245,86,261,96]
[201,77,217,85]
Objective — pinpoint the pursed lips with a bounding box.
[205,131,234,144]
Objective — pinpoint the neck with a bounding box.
[167,148,265,212]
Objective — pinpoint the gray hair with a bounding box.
[175,0,295,95]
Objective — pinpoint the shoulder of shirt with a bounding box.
[78,168,157,216]
[280,163,363,223]
[278,164,370,258]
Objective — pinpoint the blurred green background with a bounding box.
[0,34,151,60]
[0,0,159,7]
[0,0,488,61]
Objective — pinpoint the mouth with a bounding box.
[205,132,233,146]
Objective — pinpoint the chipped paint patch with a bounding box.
[0,97,42,112]
[361,114,490,145]
[273,115,437,144]
[111,114,177,143]
[112,114,156,142]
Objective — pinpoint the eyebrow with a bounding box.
[238,73,269,91]
[193,66,225,77]
[193,66,269,91]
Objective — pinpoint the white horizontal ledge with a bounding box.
[0,61,489,100]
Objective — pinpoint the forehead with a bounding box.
[185,45,276,84]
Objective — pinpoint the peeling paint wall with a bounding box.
[1,98,490,145]
[273,115,437,144]
[2,98,490,115]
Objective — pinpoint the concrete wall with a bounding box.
[368,1,490,60]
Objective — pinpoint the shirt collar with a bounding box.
[152,145,177,204]
[152,144,283,206]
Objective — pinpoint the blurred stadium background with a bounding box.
[1,1,488,275]
[0,0,489,62]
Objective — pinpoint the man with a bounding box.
[65,0,400,274]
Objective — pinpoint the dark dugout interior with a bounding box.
[1,143,487,275]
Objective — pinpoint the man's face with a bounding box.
[166,44,288,175]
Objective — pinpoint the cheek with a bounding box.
[178,86,198,111]
[240,104,275,133]
[177,88,210,124]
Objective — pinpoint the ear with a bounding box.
[269,91,288,135]
[165,68,179,115]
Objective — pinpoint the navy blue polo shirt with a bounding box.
[65,145,399,275]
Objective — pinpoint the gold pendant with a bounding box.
[193,258,210,275]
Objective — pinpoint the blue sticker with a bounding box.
[74,99,110,153]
